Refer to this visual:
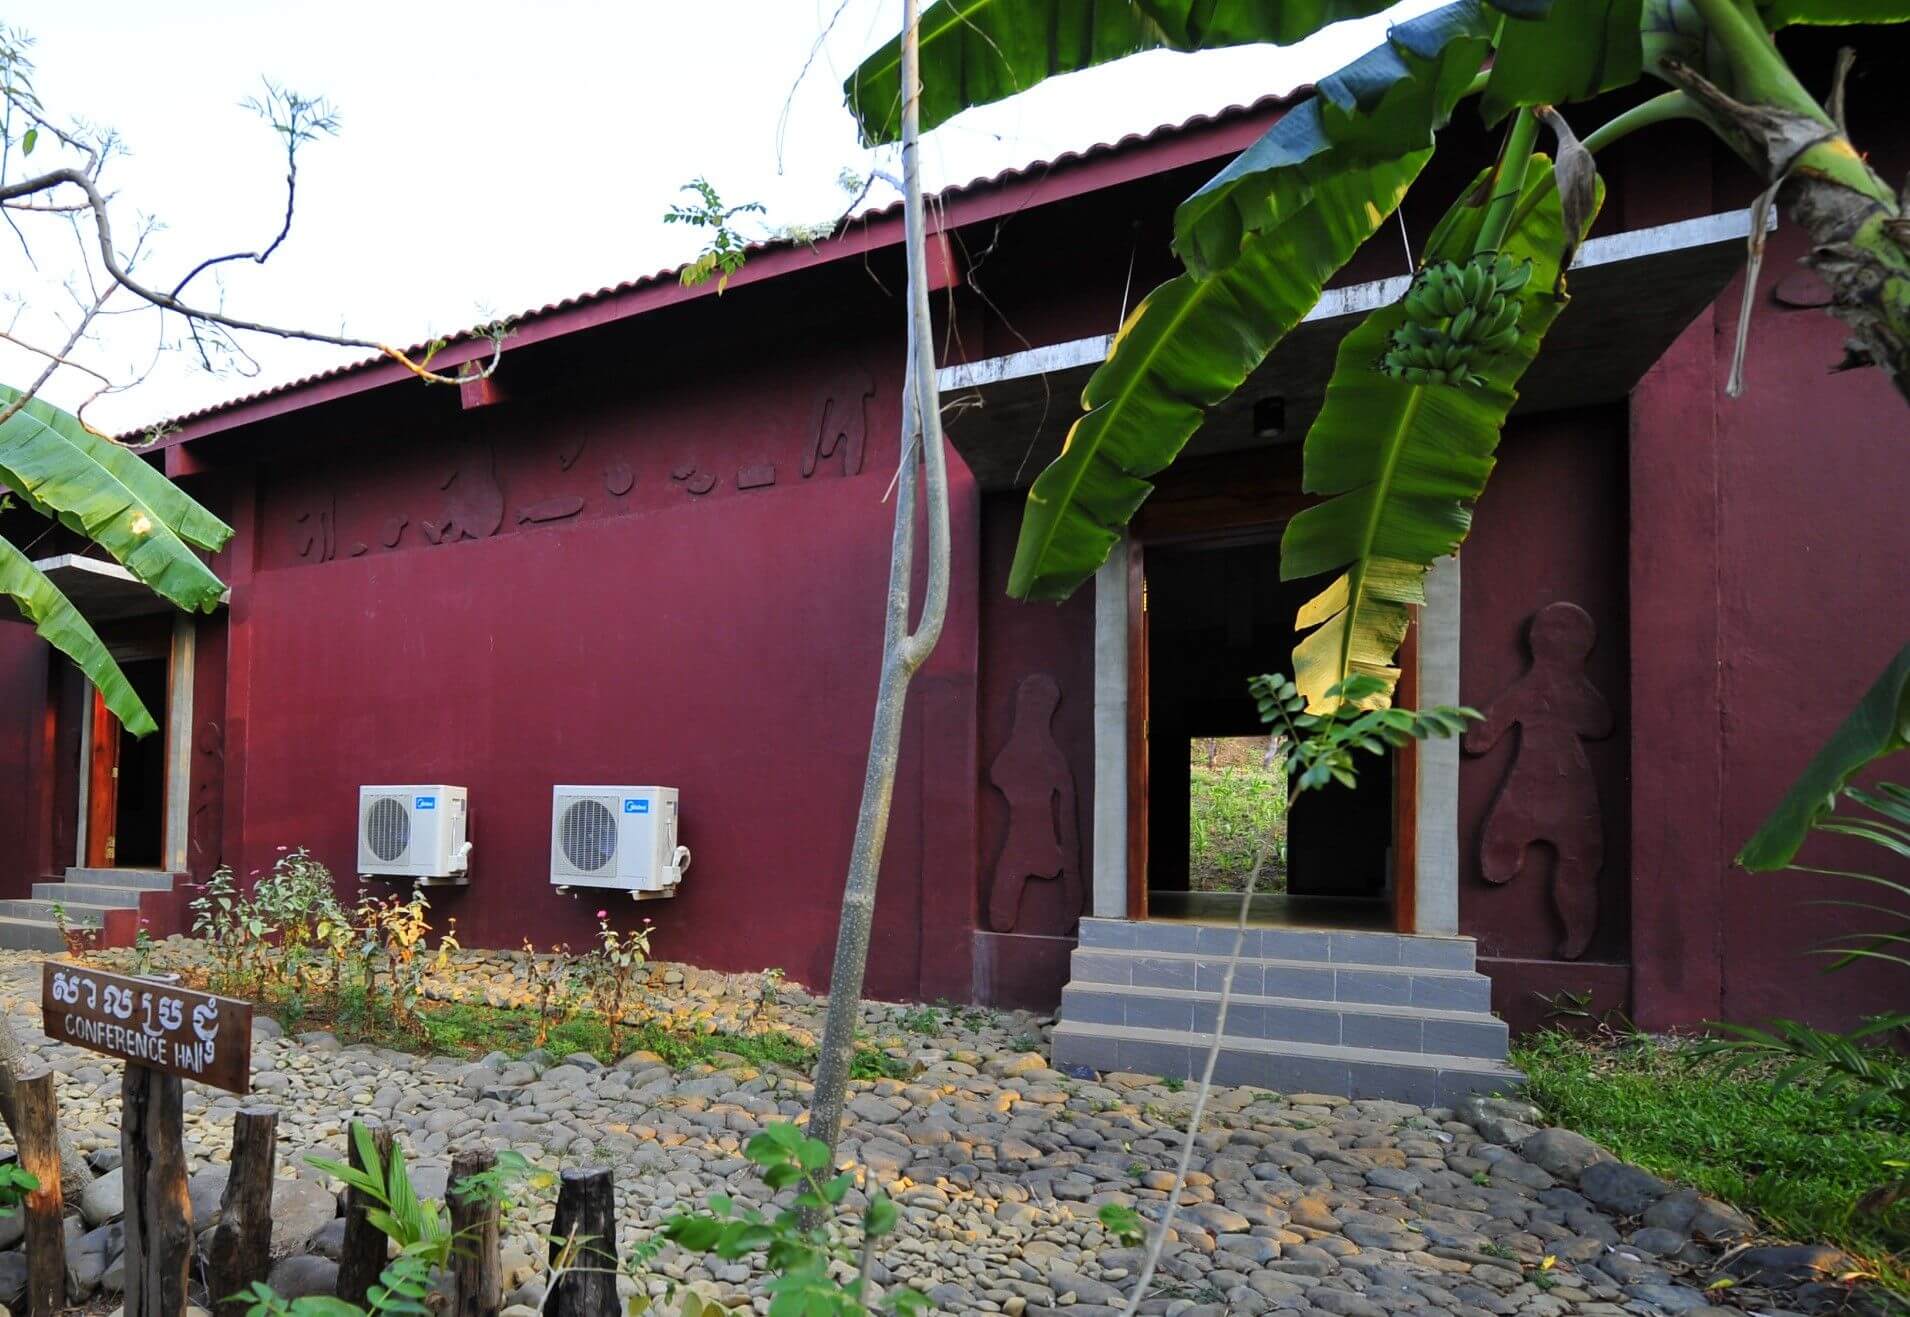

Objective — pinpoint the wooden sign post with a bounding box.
[43,963,253,1317]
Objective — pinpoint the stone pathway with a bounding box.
[0,948,1867,1316]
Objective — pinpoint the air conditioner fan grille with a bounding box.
[365,797,410,863]
[560,799,617,873]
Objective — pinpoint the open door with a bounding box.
[84,686,119,867]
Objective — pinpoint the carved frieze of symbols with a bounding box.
[803,371,876,478]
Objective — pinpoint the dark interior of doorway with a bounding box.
[112,658,168,869]
[1145,539,1393,929]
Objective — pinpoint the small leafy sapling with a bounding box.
[665,178,766,292]
[586,911,652,1056]
[656,1122,928,1315]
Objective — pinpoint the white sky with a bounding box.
[0,0,1442,433]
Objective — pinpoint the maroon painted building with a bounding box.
[2,44,1903,1083]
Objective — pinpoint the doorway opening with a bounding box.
[1140,538,1397,930]
[84,656,169,869]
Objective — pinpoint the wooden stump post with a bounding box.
[448,1147,501,1317]
[14,1068,65,1317]
[338,1121,396,1308]
[122,1064,191,1317]
[207,1107,278,1317]
[544,1167,618,1317]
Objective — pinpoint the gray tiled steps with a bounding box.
[30,881,144,908]
[1051,1020,1522,1108]
[1069,944,1493,1013]
[0,899,114,926]
[1078,916,1476,969]
[0,869,176,951]
[62,867,176,891]
[0,917,66,952]
[1061,980,1508,1060]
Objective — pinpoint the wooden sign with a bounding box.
[41,963,252,1095]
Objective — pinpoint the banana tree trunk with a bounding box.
[1657,2,1910,402]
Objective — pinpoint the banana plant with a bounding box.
[847,0,1910,710]
[0,386,232,736]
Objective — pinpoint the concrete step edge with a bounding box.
[1070,945,1488,979]
[1061,980,1507,1026]
[0,900,110,925]
[61,868,177,890]
[1051,1019,1523,1080]
[30,883,144,907]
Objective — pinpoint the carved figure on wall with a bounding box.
[986,674,1082,933]
[290,490,336,562]
[380,516,408,548]
[189,719,223,873]
[803,372,875,478]
[557,435,586,471]
[1463,601,1614,960]
[737,464,776,490]
[605,464,635,496]
[421,439,504,543]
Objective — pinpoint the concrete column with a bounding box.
[162,615,196,873]
[1415,556,1461,935]
[1091,539,1129,919]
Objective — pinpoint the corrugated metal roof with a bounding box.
[141,92,1294,436]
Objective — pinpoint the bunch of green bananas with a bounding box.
[1378,252,1533,387]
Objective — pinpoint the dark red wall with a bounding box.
[973,492,1098,1007]
[213,334,982,1004]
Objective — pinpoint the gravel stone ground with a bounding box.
[0,945,1869,1316]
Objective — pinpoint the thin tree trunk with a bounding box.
[808,0,952,1171]
[0,1013,91,1198]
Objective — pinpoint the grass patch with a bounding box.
[1188,739,1286,893]
[1512,1030,1908,1289]
[285,986,909,1079]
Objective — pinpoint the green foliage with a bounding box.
[1188,748,1287,894]
[1481,0,1643,125]
[1250,673,1478,792]
[0,1163,38,1218]
[1006,151,1429,601]
[665,178,765,292]
[1513,1029,1910,1270]
[897,1007,943,1036]
[1739,643,1910,871]
[1280,153,1600,710]
[845,0,1504,148]
[1097,1202,1146,1247]
[657,1122,928,1315]
[307,1122,454,1268]
[1174,1,1495,276]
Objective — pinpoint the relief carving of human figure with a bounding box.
[1463,601,1614,959]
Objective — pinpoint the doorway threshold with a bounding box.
[1144,891,1392,932]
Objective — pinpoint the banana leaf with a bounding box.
[1481,0,1643,125]
[0,392,227,613]
[1738,642,1910,871]
[1281,153,1602,709]
[1006,150,1431,601]
[845,0,1538,146]
[0,532,154,735]
[1174,0,1496,277]
[0,386,232,553]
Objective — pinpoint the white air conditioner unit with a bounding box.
[549,785,689,898]
[358,785,471,883]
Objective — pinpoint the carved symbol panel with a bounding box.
[804,372,875,478]
[987,674,1082,934]
[1463,601,1614,959]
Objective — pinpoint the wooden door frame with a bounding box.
[1121,449,1421,932]
[73,620,179,871]
[83,686,119,867]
